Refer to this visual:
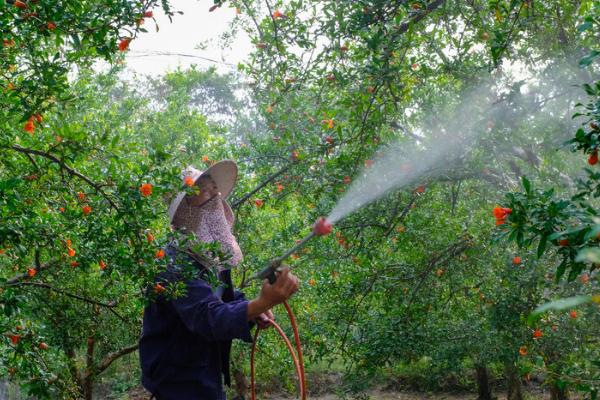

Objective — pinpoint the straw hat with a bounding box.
[168,160,238,226]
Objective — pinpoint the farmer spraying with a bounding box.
[139,160,300,400]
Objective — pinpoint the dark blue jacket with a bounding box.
[139,246,253,400]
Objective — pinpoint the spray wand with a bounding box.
[250,216,333,284]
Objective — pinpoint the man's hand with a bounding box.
[247,266,299,321]
[255,310,274,329]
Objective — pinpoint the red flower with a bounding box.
[272,10,286,19]
[155,249,165,259]
[146,232,154,243]
[67,247,76,257]
[254,199,264,208]
[9,334,20,345]
[24,117,35,134]
[70,261,79,267]
[99,260,106,270]
[518,346,527,356]
[308,278,316,286]
[14,1,27,9]
[325,136,334,145]
[588,150,598,166]
[140,183,153,197]
[276,184,284,193]
[3,39,15,47]
[343,176,351,184]
[558,239,569,247]
[184,176,195,187]
[202,155,210,163]
[512,256,521,265]
[364,159,374,168]
[118,38,131,52]
[569,310,577,319]
[144,10,154,18]
[38,342,49,350]
[77,192,86,201]
[82,205,92,215]
[27,268,36,277]
[35,114,42,124]
[154,283,166,294]
[493,206,512,225]
[47,22,56,30]
[532,329,543,339]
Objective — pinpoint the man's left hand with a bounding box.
[255,310,274,329]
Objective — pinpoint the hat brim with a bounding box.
[202,160,237,200]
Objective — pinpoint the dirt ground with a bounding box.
[126,386,563,400]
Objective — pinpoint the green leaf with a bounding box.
[537,235,547,258]
[522,176,531,194]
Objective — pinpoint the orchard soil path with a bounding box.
[126,386,567,400]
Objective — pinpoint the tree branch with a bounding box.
[90,343,139,378]
[231,164,292,209]
[7,144,119,211]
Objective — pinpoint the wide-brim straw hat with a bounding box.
[168,160,238,225]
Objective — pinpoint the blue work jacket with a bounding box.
[139,246,253,400]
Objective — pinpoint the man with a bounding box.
[140,160,300,399]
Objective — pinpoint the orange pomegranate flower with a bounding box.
[144,10,154,18]
[9,334,20,346]
[77,192,86,201]
[308,278,316,286]
[99,260,106,270]
[140,183,153,197]
[14,1,27,9]
[512,256,521,265]
[588,150,598,166]
[184,176,195,187]
[146,232,154,243]
[27,268,36,277]
[569,310,577,319]
[276,184,284,193]
[118,38,131,52]
[202,155,210,163]
[154,283,166,294]
[47,22,56,30]
[272,10,286,19]
[532,329,542,338]
[82,205,92,215]
[155,249,165,259]
[68,247,76,257]
[518,346,527,356]
[70,261,79,267]
[254,199,264,208]
[24,118,35,134]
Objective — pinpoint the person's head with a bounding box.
[186,174,219,208]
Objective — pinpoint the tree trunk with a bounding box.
[504,362,523,400]
[476,365,493,400]
[550,383,569,400]
[83,336,95,400]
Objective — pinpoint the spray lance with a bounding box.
[250,216,333,284]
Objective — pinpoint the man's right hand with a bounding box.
[259,267,299,307]
[247,267,299,321]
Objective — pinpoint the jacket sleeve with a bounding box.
[171,278,254,343]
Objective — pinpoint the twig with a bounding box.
[7,144,119,210]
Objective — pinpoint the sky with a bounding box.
[122,0,253,77]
